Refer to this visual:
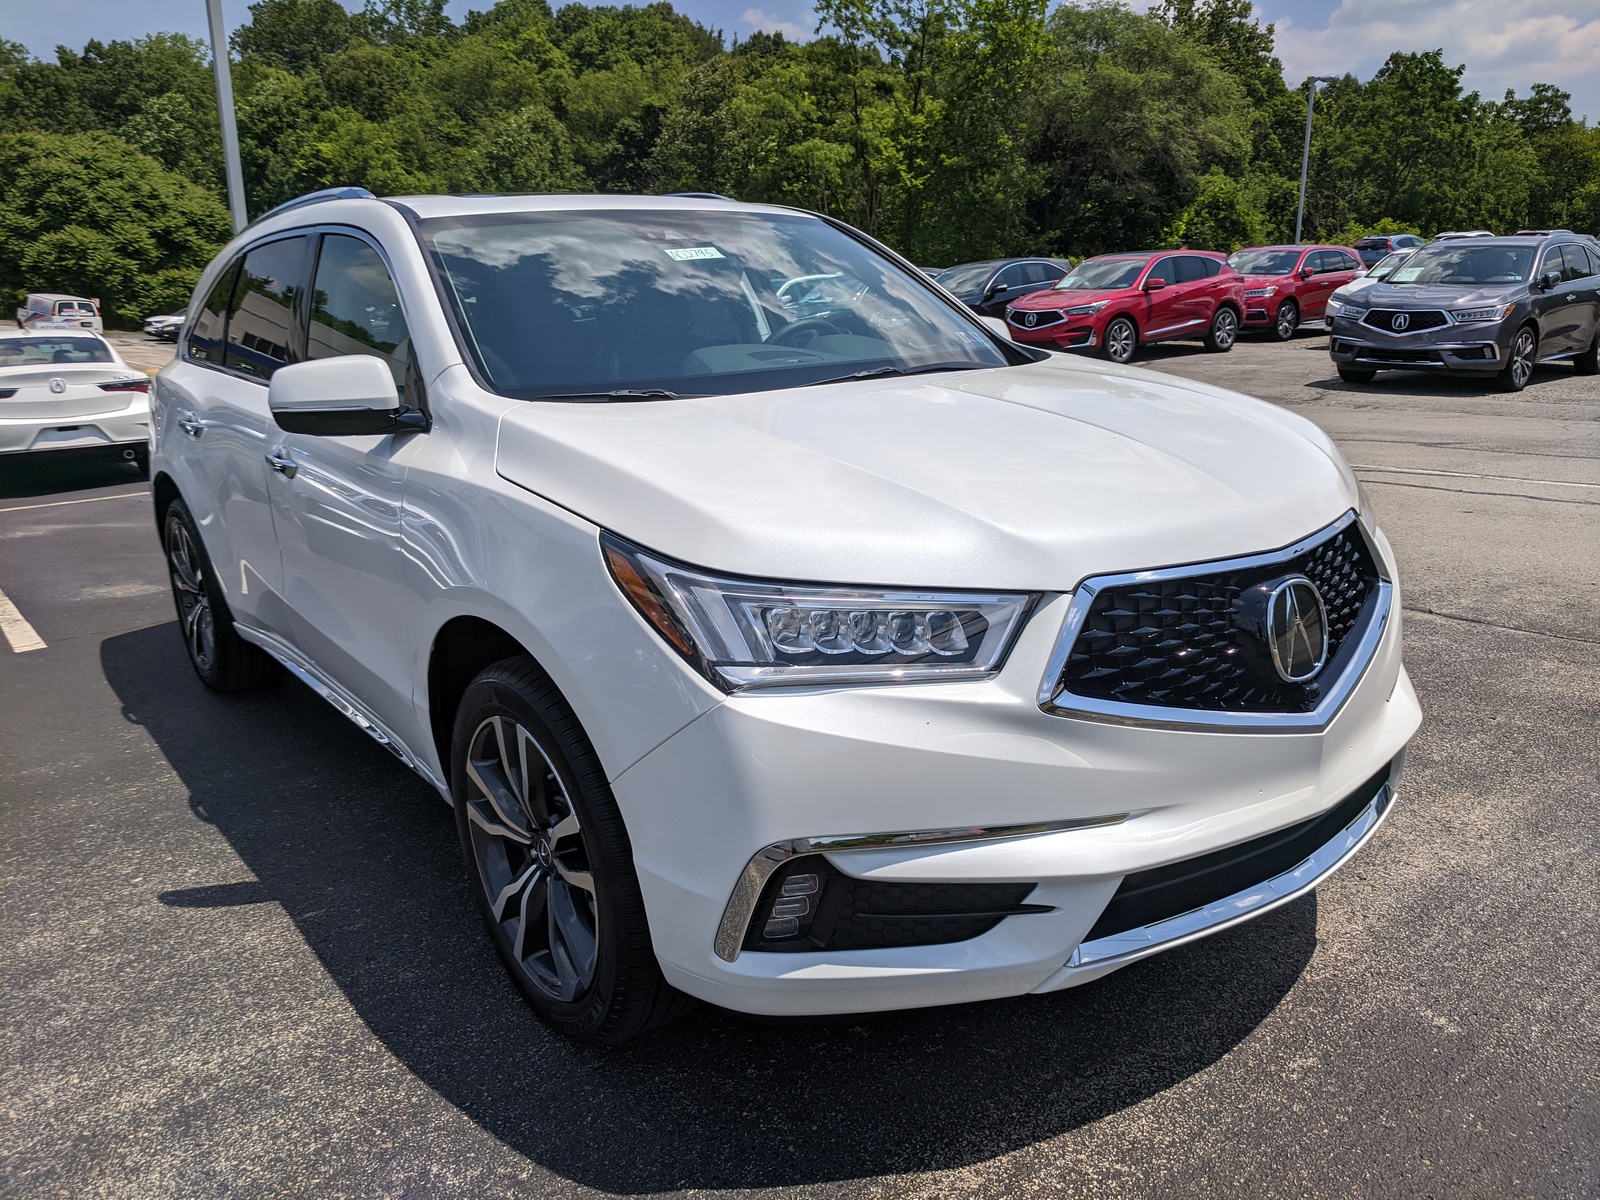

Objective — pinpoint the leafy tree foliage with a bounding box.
[0,131,231,325]
[0,0,1596,313]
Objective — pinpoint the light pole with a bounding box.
[1294,76,1340,245]
[205,0,249,233]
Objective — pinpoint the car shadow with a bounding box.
[102,621,1316,1192]
[0,450,147,500]
[1305,363,1575,393]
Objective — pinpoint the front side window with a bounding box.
[422,211,1006,399]
[1558,244,1591,281]
[993,263,1027,289]
[188,260,241,365]
[1176,256,1210,284]
[0,336,113,365]
[1056,258,1147,291]
[309,234,410,385]
[1145,257,1178,286]
[1387,246,1535,286]
[225,236,310,381]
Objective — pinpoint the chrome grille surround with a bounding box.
[1009,309,1065,329]
[1037,511,1393,732]
[1361,308,1450,334]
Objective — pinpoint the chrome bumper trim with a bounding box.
[1059,770,1397,978]
[1036,510,1393,732]
[713,813,1129,962]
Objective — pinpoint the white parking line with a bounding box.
[1351,464,1600,490]
[0,492,147,515]
[0,585,46,652]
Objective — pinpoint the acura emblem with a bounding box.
[1266,577,1328,682]
[1390,312,1410,331]
[1025,312,1038,327]
[49,377,67,394]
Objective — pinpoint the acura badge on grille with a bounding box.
[1266,577,1329,682]
[1025,312,1038,327]
[1391,313,1410,331]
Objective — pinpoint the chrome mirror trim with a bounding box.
[713,813,1129,962]
[1036,510,1392,732]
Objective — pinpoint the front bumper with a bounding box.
[1328,314,1512,373]
[1008,319,1098,350]
[612,530,1420,1016]
[0,401,150,455]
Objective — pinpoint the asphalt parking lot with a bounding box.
[2,330,1596,1199]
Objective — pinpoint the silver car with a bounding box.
[1328,233,1600,391]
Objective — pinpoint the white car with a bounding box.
[143,310,187,341]
[0,330,151,467]
[152,190,1420,1044]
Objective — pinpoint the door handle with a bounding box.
[177,417,205,437]
[265,450,298,479]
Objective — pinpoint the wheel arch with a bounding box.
[151,471,182,534]
[426,614,539,775]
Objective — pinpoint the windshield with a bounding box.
[1055,258,1146,291]
[1367,252,1411,278]
[1386,245,1535,286]
[0,336,113,365]
[934,262,1000,293]
[422,211,1006,399]
[1227,250,1301,276]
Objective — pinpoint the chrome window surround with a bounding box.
[714,813,1130,962]
[1036,510,1394,732]
[1058,758,1398,978]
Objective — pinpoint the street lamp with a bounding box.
[1294,76,1340,246]
[205,0,249,233]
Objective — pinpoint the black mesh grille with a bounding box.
[1011,309,1064,327]
[1056,521,1379,713]
[1362,309,1448,333]
[743,859,1045,954]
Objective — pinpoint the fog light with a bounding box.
[762,872,819,940]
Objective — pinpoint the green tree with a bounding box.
[232,0,356,74]
[0,131,230,325]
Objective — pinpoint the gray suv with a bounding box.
[1328,233,1600,391]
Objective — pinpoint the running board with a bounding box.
[234,623,448,795]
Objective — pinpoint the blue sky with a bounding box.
[7,0,1598,118]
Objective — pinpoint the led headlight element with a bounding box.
[1063,301,1108,315]
[1449,305,1512,323]
[1243,287,1277,298]
[1326,298,1364,319]
[601,533,1034,690]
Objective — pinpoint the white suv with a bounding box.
[151,190,1420,1044]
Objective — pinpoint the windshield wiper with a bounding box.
[800,363,981,389]
[536,388,685,401]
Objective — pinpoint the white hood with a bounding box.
[494,354,1355,590]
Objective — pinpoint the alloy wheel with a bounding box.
[166,519,216,673]
[1106,318,1136,363]
[1275,302,1298,340]
[462,714,598,1002]
[1210,308,1238,350]
[1509,328,1535,389]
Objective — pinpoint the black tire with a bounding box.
[1575,329,1599,376]
[1204,306,1239,352]
[1497,324,1537,392]
[130,447,150,479]
[1337,366,1376,384]
[1101,315,1137,364]
[451,656,689,1045]
[163,499,281,693]
[1272,299,1299,341]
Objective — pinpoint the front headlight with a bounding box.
[1326,297,1364,319]
[1450,304,1512,323]
[602,534,1035,690]
[1243,287,1277,298]
[1063,301,1108,315]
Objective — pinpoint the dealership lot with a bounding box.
[1,333,1595,1198]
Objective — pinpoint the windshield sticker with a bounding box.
[665,246,725,261]
[1390,265,1423,282]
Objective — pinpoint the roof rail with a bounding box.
[1513,228,1572,237]
[248,186,378,230]
[665,192,735,201]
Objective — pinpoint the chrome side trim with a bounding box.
[713,813,1130,962]
[233,622,447,792]
[1036,510,1393,732]
[1059,774,1396,977]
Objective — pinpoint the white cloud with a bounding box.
[1273,0,1600,120]
[741,7,813,40]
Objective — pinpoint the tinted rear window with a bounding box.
[0,336,113,365]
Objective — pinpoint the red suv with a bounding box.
[1227,245,1365,340]
[1004,251,1244,363]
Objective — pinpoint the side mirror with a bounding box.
[979,315,1012,341]
[1298,266,1315,280]
[1144,278,1168,291]
[268,355,426,436]
[985,281,1009,298]
[1539,271,1562,291]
